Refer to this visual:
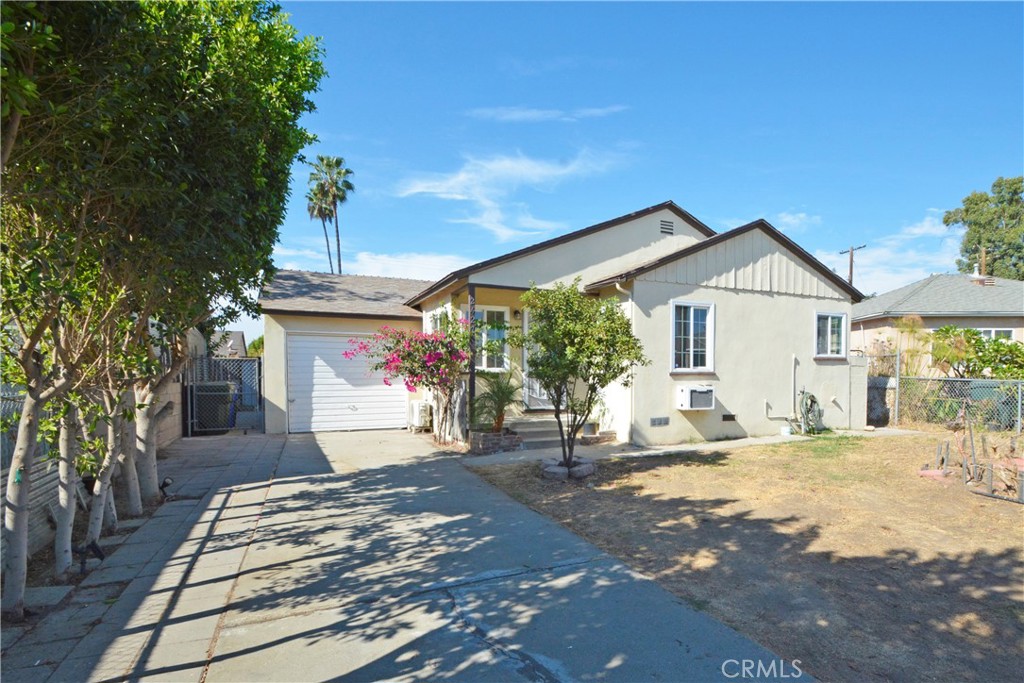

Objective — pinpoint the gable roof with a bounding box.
[584,219,865,302]
[852,273,1024,322]
[260,270,432,320]
[405,201,716,307]
[211,330,247,357]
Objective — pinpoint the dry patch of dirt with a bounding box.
[471,434,1024,682]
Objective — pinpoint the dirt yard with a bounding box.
[471,433,1024,682]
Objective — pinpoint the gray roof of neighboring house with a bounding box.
[260,270,432,320]
[852,273,1024,322]
[211,330,247,357]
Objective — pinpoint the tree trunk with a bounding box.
[334,214,342,274]
[135,380,178,505]
[321,217,333,274]
[134,387,160,504]
[85,414,119,544]
[118,411,142,517]
[1,394,41,620]
[55,405,79,580]
[103,483,118,533]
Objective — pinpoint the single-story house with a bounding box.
[262,201,868,444]
[852,273,1024,349]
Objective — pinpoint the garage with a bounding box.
[260,271,434,435]
[286,333,408,432]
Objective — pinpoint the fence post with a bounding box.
[893,344,901,426]
[1017,381,1022,435]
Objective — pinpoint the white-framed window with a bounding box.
[977,328,1013,341]
[462,305,509,370]
[671,301,714,372]
[816,312,847,358]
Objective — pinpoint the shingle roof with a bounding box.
[405,201,716,307]
[212,330,247,357]
[585,219,865,302]
[260,270,432,319]
[852,274,1024,321]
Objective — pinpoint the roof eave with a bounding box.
[405,200,715,307]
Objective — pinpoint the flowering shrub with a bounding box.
[344,317,474,442]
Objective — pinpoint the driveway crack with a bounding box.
[444,586,569,683]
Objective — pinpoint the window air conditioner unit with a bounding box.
[408,400,433,430]
[676,384,715,411]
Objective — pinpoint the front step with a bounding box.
[507,415,573,451]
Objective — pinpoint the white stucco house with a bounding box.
[262,201,868,444]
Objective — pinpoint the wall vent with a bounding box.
[650,417,670,427]
[659,220,674,235]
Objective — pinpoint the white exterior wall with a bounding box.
[613,229,861,445]
[263,313,421,434]
[627,283,858,444]
[472,209,707,288]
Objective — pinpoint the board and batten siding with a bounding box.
[638,228,848,301]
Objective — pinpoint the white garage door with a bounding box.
[286,333,408,432]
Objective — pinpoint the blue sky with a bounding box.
[236,1,1023,342]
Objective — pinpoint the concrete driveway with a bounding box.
[3,431,806,682]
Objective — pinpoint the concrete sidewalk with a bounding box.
[2,431,808,682]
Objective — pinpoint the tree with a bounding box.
[248,335,265,357]
[344,317,472,443]
[944,176,1024,280]
[307,155,354,274]
[511,280,648,468]
[306,184,335,273]
[1,0,323,618]
[932,326,1024,380]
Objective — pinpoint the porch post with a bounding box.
[467,284,477,433]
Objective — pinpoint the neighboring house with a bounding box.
[851,273,1024,374]
[262,201,868,444]
[211,330,248,358]
[261,271,433,433]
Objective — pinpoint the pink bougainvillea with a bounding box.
[343,316,477,443]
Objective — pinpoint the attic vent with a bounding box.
[660,220,675,235]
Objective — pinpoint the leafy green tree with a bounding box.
[944,176,1024,280]
[248,335,265,357]
[931,326,1024,379]
[1,0,323,618]
[307,155,354,274]
[511,280,648,468]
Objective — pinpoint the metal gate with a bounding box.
[184,357,264,436]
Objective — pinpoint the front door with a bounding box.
[521,309,554,410]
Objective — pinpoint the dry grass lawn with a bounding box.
[470,433,1024,683]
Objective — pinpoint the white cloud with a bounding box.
[774,211,822,232]
[467,105,628,123]
[347,251,476,281]
[814,212,964,296]
[398,150,616,241]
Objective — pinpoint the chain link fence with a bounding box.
[185,357,263,435]
[865,356,1023,433]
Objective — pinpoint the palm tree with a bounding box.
[305,185,335,273]
[307,155,354,273]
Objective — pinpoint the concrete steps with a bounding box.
[507,414,568,451]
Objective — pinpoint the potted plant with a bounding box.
[473,370,521,433]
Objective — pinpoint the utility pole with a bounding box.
[839,244,866,286]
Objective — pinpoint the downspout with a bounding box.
[614,281,634,443]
